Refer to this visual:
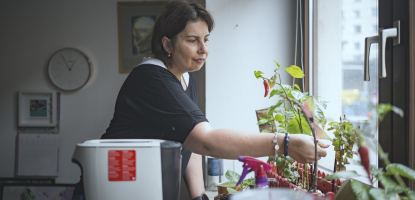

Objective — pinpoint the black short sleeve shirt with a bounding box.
[102,64,207,143]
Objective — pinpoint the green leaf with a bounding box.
[378,174,405,193]
[287,115,311,134]
[350,179,371,200]
[240,178,255,190]
[325,170,359,180]
[293,84,301,91]
[386,163,415,180]
[274,101,284,108]
[254,70,264,79]
[332,139,340,148]
[408,191,415,200]
[224,170,240,183]
[273,61,281,69]
[269,89,282,98]
[286,90,295,99]
[291,90,304,101]
[274,114,285,123]
[266,105,277,116]
[369,188,387,200]
[269,75,277,88]
[299,116,311,134]
[281,84,293,91]
[285,65,304,79]
[257,118,270,125]
[377,104,404,122]
[387,193,403,200]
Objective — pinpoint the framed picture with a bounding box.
[255,108,276,133]
[18,92,58,127]
[117,1,167,73]
[16,133,60,177]
[2,185,74,200]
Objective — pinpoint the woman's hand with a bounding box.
[287,134,329,163]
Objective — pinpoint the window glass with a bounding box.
[313,0,378,177]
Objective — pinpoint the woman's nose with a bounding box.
[198,41,208,53]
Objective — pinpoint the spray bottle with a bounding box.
[235,156,272,189]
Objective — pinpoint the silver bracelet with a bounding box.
[272,133,279,159]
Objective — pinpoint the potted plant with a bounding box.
[326,105,415,200]
[254,62,329,192]
[254,62,415,199]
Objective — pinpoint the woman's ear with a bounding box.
[161,36,172,54]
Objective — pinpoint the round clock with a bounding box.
[47,48,92,91]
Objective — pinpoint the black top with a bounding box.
[102,63,207,171]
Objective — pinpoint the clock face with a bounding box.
[48,48,91,91]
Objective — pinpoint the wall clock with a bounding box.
[47,48,92,91]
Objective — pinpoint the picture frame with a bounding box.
[255,108,276,133]
[2,185,74,200]
[117,1,167,73]
[16,133,60,177]
[18,92,57,127]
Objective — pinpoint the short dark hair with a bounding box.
[151,1,214,64]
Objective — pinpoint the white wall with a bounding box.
[0,0,124,183]
[206,0,295,176]
[0,0,295,183]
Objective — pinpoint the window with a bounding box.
[354,25,362,33]
[341,41,348,50]
[354,10,360,18]
[371,7,378,16]
[354,42,360,50]
[310,0,379,180]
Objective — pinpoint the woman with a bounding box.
[102,1,328,200]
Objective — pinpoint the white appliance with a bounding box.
[72,139,181,200]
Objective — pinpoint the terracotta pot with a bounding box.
[217,185,228,195]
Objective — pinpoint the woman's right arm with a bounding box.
[183,122,328,163]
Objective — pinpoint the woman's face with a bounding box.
[170,19,209,72]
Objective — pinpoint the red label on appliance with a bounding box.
[108,150,136,181]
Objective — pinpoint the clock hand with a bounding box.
[67,59,77,71]
[59,53,71,71]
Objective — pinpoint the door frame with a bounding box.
[409,0,415,189]
[378,0,412,169]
